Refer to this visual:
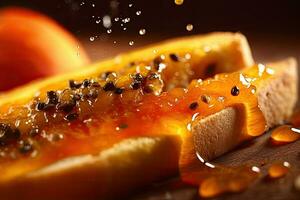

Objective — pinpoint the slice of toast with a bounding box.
[0,59,297,200]
[193,58,298,160]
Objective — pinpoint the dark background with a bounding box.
[1,0,300,35]
[1,0,300,61]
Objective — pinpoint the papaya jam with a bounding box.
[0,53,273,189]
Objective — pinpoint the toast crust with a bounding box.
[193,58,298,160]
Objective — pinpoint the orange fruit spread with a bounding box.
[0,53,273,183]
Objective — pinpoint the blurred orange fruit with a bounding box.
[0,7,90,91]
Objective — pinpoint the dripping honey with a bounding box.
[268,162,290,179]
[271,125,300,144]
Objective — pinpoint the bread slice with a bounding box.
[193,58,298,160]
[0,58,297,200]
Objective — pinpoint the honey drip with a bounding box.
[271,125,300,144]
[268,162,290,179]
[179,133,260,198]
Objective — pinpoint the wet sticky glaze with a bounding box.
[268,162,290,179]
[0,61,274,187]
[271,125,300,144]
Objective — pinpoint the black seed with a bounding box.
[118,124,128,129]
[153,57,163,70]
[92,82,101,88]
[201,95,211,104]
[131,81,141,90]
[0,123,20,144]
[69,80,82,89]
[52,133,63,141]
[57,100,76,113]
[169,53,179,62]
[82,79,91,88]
[100,71,113,80]
[132,73,143,82]
[73,94,82,101]
[36,102,46,111]
[205,63,217,77]
[87,89,99,99]
[65,112,79,121]
[29,128,39,137]
[114,88,124,95]
[148,73,159,80]
[129,62,135,66]
[231,86,240,96]
[189,102,199,110]
[103,81,116,91]
[19,141,33,154]
[47,91,59,104]
[13,129,21,140]
[43,103,56,111]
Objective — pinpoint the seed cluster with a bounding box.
[0,52,200,159]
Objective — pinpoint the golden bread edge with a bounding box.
[194,58,298,160]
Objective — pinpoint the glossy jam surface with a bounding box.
[0,58,274,185]
[268,162,290,179]
[271,125,300,144]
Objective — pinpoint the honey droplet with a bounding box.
[268,162,290,179]
[174,0,184,5]
[107,29,112,34]
[139,29,146,35]
[136,11,142,16]
[129,41,134,46]
[199,166,259,198]
[271,125,300,144]
[89,37,95,42]
[186,24,193,31]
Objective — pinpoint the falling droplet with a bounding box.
[114,17,119,22]
[107,29,112,34]
[129,41,134,46]
[103,15,112,28]
[186,24,194,31]
[122,18,130,23]
[136,11,142,16]
[129,3,133,7]
[89,37,95,42]
[174,0,184,5]
[91,3,95,7]
[123,27,127,31]
[95,20,101,24]
[139,29,146,35]
[76,45,80,57]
